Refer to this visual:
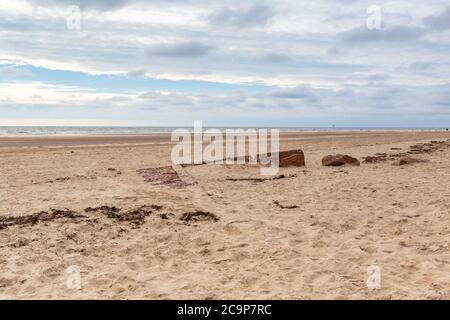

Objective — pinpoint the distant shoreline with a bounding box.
[1,130,450,149]
[0,126,448,137]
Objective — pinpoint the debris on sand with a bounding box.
[225,174,296,182]
[84,205,159,225]
[43,174,97,184]
[180,211,219,222]
[362,156,382,163]
[389,152,410,158]
[0,209,86,230]
[273,200,299,209]
[388,140,449,158]
[85,205,120,213]
[392,157,429,166]
[406,140,449,155]
[0,204,166,230]
[137,166,195,187]
[362,140,450,164]
[322,154,360,167]
[45,176,71,184]
[107,168,122,175]
[159,213,175,220]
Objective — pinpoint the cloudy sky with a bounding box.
[1,0,450,127]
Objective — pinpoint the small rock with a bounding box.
[260,149,306,167]
[322,154,360,167]
[278,149,306,167]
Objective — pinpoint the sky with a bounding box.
[1,0,450,127]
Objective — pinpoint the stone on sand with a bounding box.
[322,154,360,167]
[277,149,306,167]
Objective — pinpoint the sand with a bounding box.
[1,131,450,299]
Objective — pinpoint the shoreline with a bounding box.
[0,127,448,139]
[0,131,450,152]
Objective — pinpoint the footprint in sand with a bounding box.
[223,220,265,235]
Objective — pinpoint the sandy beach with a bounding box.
[1,130,450,299]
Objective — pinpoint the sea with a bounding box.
[0,126,448,137]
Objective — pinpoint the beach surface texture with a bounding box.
[1,131,450,299]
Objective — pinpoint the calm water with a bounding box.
[0,126,447,137]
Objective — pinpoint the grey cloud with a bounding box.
[147,41,213,58]
[340,26,423,43]
[353,73,391,82]
[108,96,132,103]
[138,91,197,109]
[326,47,339,56]
[410,61,438,71]
[367,73,390,81]
[85,83,450,125]
[5,80,450,127]
[0,66,32,78]
[208,3,275,28]
[271,86,318,102]
[326,47,349,57]
[127,69,147,77]
[260,53,291,63]
[424,6,450,30]
[25,0,131,11]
